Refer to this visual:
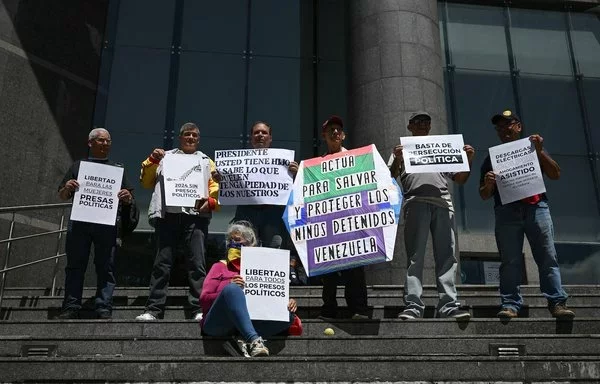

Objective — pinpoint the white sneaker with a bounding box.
[135,312,157,321]
[248,337,269,357]
[193,313,203,321]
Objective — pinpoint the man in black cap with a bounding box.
[389,111,474,320]
[317,115,369,320]
[480,109,574,319]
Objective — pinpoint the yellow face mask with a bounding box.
[227,247,241,264]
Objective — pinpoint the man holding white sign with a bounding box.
[136,122,220,322]
[389,111,474,320]
[480,109,573,319]
[223,121,305,285]
[56,128,134,320]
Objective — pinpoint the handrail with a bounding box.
[0,253,66,274]
[0,229,66,245]
[0,203,71,214]
[0,203,70,309]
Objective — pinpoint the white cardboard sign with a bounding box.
[400,134,470,173]
[162,153,209,207]
[240,246,290,322]
[488,138,546,205]
[215,148,295,205]
[70,161,123,226]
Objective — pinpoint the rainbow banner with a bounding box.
[283,144,402,277]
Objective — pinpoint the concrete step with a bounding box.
[1,334,599,357]
[1,304,597,320]
[0,355,598,382]
[2,293,599,307]
[0,319,597,338]
[5,284,600,296]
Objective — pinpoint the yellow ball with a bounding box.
[323,327,335,336]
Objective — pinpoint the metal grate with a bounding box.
[489,343,526,356]
[20,345,57,357]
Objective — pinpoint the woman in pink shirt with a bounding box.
[200,221,300,357]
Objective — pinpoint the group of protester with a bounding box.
[55,109,574,356]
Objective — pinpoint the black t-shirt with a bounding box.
[59,159,133,198]
[480,154,547,207]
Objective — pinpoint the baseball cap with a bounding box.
[322,115,344,131]
[408,111,431,124]
[491,109,520,125]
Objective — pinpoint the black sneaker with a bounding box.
[397,309,419,320]
[55,309,79,320]
[443,308,471,320]
[96,311,112,320]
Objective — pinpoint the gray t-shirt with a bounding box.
[388,153,455,211]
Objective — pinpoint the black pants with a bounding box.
[233,205,286,247]
[145,213,208,317]
[62,221,117,314]
[320,266,368,317]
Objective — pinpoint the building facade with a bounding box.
[1,0,599,286]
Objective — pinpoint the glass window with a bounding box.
[441,4,600,245]
[250,0,313,58]
[103,47,172,228]
[174,52,246,140]
[518,75,586,155]
[570,13,600,78]
[104,47,171,136]
[93,48,113,127]
[545,155,600,242]
[509,8,573,76]
[180,1,247,54]
[450,69,516,232]
[317,60,348,134]
[114,0,175,49]
[557,242,600,284]
[453,69,514,151]
[445,3,509,71]
[318,0,346,61]
[582,78,600,150]
[246,56,314,157]
[108,132,164,230]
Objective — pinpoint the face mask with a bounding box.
[228,240,244,249]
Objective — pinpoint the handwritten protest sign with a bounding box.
[162,153,209,207]
[283,145,403,277]
[400,134,470,173]
[215,148,295,205]
[70,161,123,226]
[488,138,545,205]
[241,247,290,322]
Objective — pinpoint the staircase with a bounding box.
[0,285,599,383]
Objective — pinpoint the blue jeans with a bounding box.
[403,201,460,317]
[203,284,293,342]
[494,201,568,311]
[62,220,117,314]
